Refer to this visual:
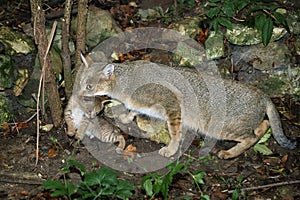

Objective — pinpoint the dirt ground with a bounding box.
[0,0,300,199]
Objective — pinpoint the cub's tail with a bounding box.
[266,99,297,149]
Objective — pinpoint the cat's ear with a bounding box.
[103,64,115,79]
[80,53,92,68]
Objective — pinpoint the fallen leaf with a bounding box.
[48,148,58,158]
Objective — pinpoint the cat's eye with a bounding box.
[86,84,94,91]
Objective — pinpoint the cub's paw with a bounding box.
[158,146,177,158]
[115,147,124,154]
[217,150,233,159]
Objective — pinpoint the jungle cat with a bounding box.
[79,58,296,159]
[64,54,125,152]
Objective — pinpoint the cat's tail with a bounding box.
[266,99,297,149]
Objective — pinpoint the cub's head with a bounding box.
[79,53,116,98]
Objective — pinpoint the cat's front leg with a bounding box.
[158,117,181,157]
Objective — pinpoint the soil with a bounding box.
[0,0,299,200]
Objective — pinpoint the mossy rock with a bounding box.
[0,92,12,125]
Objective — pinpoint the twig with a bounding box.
[7,114,37,126]
[227,180,300,194]
[35,20,57,166]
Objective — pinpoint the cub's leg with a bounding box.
[115,134,126,154]
[218,120,270,159]
[64,110,76,137]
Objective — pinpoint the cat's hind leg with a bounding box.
[218,120,269,159]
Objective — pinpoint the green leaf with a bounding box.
[207,2,219,7]
[212,19,219,32]
[201,194,211,200]
[236,1,251,11]
[218,17,233,30]
[273,12,290,33]
[254,13,267,33]
[42,180,66,190]
[222,2,235,17]
[62,159,86,176]
[262,17,273,46]
[42,180,76,197]
[232,188,239,200]
[257,128,271,144]
[237,175,243,183]
[66,181,77,195]
[247,5,268,15]
[143,179,153,196]
[193,171,206,185]
[206,7,220,18]
[116,180,134,199]
[207,0,221,3]
[253,143,273,155]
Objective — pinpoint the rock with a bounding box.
[0,54,14,89]
[71,6,122,49]
[287,12,300,35]
[0,27,35,55]
[0,92,12,125]
[169,17,201,38]
[137,8,162,21]
[232,42,291,71]
[231,42,299,97]
[205,31,225,59]
[226,24,287,46]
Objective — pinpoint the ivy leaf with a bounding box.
[262,17,273,46]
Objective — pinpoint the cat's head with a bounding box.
[79,53,116,98]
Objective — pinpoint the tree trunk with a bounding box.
[30,0,63,127]
[62,0,73,100]
[74,0,88,73]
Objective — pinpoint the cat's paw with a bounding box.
[67,127,77,137]
[158,146,177,157]
[75,132,84,140]
[217,150,232,159]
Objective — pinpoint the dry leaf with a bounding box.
[48,148,58,158]
[281,154,288,165]
[41,124,54,132]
